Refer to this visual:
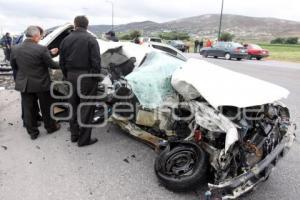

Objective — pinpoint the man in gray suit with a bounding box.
[10,26,61,140]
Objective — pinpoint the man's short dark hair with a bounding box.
[74,15,89,29]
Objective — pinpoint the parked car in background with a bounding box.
[142,41,187,61]
[168,40,189,52]
[244,44,269,60]
[200,41,248,61]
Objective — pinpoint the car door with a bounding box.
[216,42,226,57]
[223,43,232,56]
[208,43,219,56]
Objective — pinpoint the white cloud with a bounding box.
[0,0,299,34]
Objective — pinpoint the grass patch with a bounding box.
[259,44,300,63]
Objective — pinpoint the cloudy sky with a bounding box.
[0,0,299,33]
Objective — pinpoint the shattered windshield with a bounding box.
[126,52,185,108]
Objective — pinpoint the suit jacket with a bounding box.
[59,28,101,77]
[10,39,59,93]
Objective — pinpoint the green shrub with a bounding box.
[285,37,298,44]
[158,31,190,40]
[271,37,285,44]
[219,32,234,41]
[271,37,299,44]
[118,30,142,40]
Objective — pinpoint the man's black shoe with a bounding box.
[47,123,61,134]
[78,138,98,147]
[30,133,39,140]
[71,136,79,143]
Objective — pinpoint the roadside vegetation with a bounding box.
[259,43,300,63]
[116,31,300,63]
[158,31,190,40]
[118,30,142,40]
[219,32,235,41]
[271,37,298,45]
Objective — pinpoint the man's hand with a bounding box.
[50,48,59,56]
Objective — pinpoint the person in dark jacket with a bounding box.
[59,16,101,147]
[13,26,58,127]
[194,39,199,53]
[10,26,61,140]
[1,32,12,62]
[105,30,119,42]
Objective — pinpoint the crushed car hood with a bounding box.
[171,58,290,109]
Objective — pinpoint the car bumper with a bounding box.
[208,122,296,200]
[253,54,269,58]
[249,52,269,58]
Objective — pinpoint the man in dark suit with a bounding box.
[59,16,101,147]
[10,26,61,140]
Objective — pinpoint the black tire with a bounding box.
[154,142,207,192]
[213,56,218,59]
[202,51,208,58]
[224,53,231,60]
[256,57,262,60]
[237,58,242,61]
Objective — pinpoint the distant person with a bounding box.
[199,40,204,49]
[1,32,12,63]
[10,26,61,140]
[194,39,199,53]
[206,39,212,47]
[185,44,190,53]
[105,30,119,42]
[133,37,140,44]
[60,15,101,147]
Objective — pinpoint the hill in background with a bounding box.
[90,14,300,41]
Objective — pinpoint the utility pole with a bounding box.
[106,0,114,31]
[217,0,224,41]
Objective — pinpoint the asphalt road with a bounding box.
[0,54,299,200]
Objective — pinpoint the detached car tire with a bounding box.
[154,142,207,191]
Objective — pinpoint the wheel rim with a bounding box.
[225,53,230,60]
[164,148,198,177]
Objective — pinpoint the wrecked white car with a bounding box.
[44,24,296,199]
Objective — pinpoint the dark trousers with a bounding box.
[21,96,41,124]
[67,72,98,146]
[21,91,56,136]
[4,47,11,61]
